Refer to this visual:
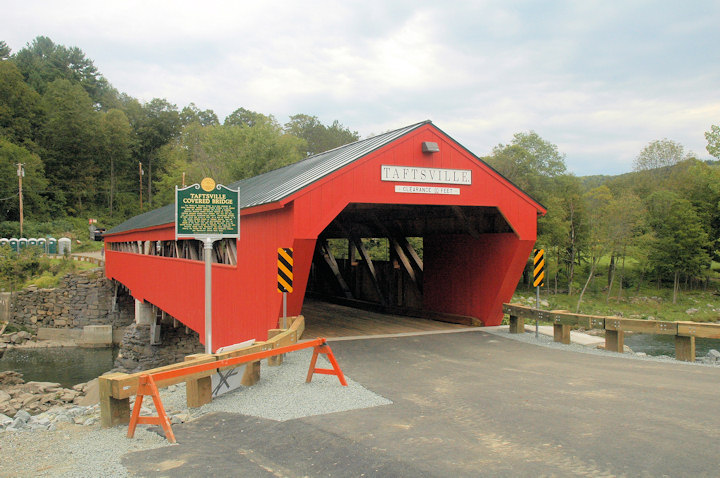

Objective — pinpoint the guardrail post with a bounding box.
[605,329,624,352]
[675,336,695,362]
[267,329,284,366]
[509,314,524,334]
[185,353,215,407]
[241,360,261,385]
[99,373,130,428]
[553,323,571,344]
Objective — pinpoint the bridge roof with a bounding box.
[108,121,430,235]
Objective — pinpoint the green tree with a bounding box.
[646,191,710,303]
[0,138,48,222]
[99,109,133,216]
[13,36,113,107]
[632,139,689,194]
[39,79,100,214]
[604,191,645,301]
[284,114,359,156]
[0,60,43,148]
[127,98,181,208]
[154,121,305,206]
[575,185,613,312]
[0,41,10,59]
[485,131,566,203]
[224,107,276,128]
[705,124,720,159]
[180,103,219,127]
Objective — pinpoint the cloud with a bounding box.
[2,0,719,175]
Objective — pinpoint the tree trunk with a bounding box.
[618,247,626,300]
[109,157,115,215]
[147,158,153,207]
[567,207,576,296]
[673,270,679,304]
[606,257,616,303]
[576,257,599,313]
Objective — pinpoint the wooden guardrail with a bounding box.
[127,336,345,443]
[503,303,720,362]
[99,315,306,428]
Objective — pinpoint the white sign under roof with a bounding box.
[381,165,472,185]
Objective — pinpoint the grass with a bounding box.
[513,284,720,323]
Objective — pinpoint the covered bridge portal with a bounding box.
[104,121,545,351]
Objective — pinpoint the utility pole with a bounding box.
[17,163,24,237]
[139,162,144,211]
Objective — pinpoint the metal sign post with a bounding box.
[176,178,240,354]
[533,248,545,339]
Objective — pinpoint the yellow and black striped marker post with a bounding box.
[533,248,545,288]
[278,248,293,327]
[277,248,293,293]
[532,248,545,338]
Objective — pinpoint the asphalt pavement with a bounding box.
[122,330,720,477]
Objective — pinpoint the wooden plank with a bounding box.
[509,315,524,334]
[553,323,570,344]
[502,303,538,320]
[110,354,217,399]
[318,239,354,299]
[605,329,624,353]
[241,361,261,386]
[267,329,284,366]
[99,373,130,428]
[604,318,677,335]
[677,322,720,339]
[184,353,214,408]
[350,235,387,305]
[451,206,480,239]
[675,335,696,362]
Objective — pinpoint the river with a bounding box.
[0,347,118,388]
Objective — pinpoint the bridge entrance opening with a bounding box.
[302,203,514,336]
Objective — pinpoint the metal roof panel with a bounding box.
[107,121,429,235]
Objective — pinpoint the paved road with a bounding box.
[123,331,720,477]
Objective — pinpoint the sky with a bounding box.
[3,0,719,176]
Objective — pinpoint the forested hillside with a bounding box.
[2,36,720,312]
[0,37,358,236]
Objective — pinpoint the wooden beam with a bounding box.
[605,329,624,353]
[99,373,130,427]
[318,239,354,299]
[350,235,387,305]
[675,336,695,362]
[451,206,480,239]
[553,323,570,344]
[509,315,524,334]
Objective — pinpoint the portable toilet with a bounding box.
[58,237,71,255]
[0,238,8,249]
[28,238,38,248]
[18,238,27,250]
[48,237,57,254]
[9,238,18,252]
[37,238,47,252]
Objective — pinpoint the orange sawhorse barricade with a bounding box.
[127,337,347,443]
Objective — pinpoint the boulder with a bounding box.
[707,349,720,362]
[13,409,30,423]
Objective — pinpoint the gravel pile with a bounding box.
[483,325,720,367]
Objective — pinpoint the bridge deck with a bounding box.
[300,299,468,338]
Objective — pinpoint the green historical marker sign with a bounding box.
[175,178,240,239]
[175,177,240,354]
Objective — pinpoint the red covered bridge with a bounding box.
[104,120,545,351]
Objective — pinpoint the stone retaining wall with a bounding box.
[114,322,204,372]
[10,269,134,331]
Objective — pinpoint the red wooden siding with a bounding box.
[105,123,544,350]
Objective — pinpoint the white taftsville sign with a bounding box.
[381,165,472,185]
